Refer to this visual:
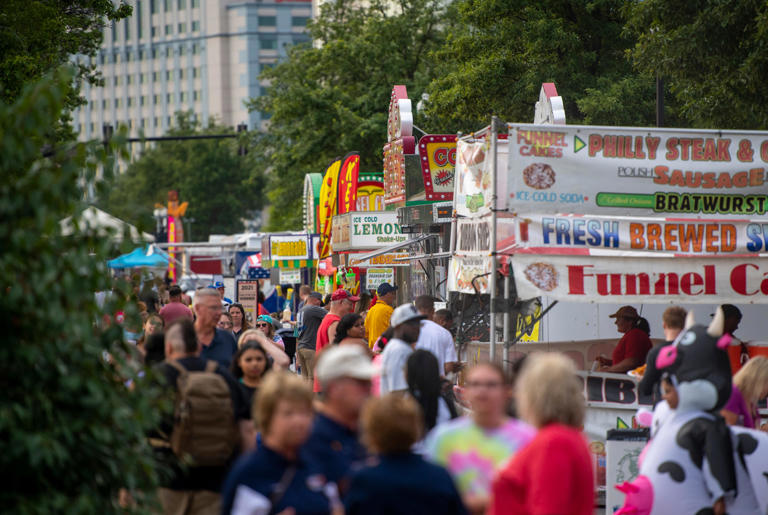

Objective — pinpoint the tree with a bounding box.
[423,0,659,131]
[625,0,768,129]
[0,67,165,513]
[0,0,132,139]
[101,112,266,241]
[250,0,447,230]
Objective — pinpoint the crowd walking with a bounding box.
[117,281,768,515]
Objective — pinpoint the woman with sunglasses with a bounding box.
[228,303,250,341]
[333,313,370,354]
[255,315,285,350]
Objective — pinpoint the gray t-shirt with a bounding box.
[380,338,413,394]
[297,305,328,350]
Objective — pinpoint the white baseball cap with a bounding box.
[315,345,377,387]
[390,303,426,327]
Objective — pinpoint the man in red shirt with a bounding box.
[313,289,359,393]
[158,285,193,325]
[597,305,652,373]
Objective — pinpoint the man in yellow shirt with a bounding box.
[365,283,397,348]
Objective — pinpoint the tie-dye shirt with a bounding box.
[424,416,535,498]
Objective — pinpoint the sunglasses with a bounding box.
[255,322,270,328]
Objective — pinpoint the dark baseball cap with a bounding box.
[308,291,323,300]
[377,283,398,296]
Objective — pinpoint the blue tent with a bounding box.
[108,246,169,269]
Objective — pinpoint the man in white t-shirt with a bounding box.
[380,303,424,394]
[414,295,459,376]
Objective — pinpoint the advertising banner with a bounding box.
[269,234,310,260]
[318,159,342,258]
[508,124,768,217]
[303,173,323,233]
[236,279,260,323]
[454,137,509,217]
[419,135,456,201]
[514,213,768,257]
[512,254,768,303]
[348,252,410,267]
[279,268,302,284]
[447,254,493,294]
[332,211,406,251]
[337,153,360,215]
[365,268,395,291]
[454,216,516,257]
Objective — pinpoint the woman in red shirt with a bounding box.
[490,352,594,515]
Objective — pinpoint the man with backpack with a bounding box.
[154,319,250,515]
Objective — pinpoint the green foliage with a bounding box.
[100,112,266,240]
[0,68,166,513]
[424,0,657,130]
[250,0,446,230]
[0,0,132,140]
[625,0,768,129]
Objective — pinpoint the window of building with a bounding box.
[292,16,310,27]
[192,43,199,55]
[112,21,117,42]
[115,98,121,108]
[128,120,133,129]
[151,0,157,14]
[261,111,272,120]
[178,0,185,8]
[152,26,158,38]
[128,97,133,107]
[137,1,143,38]
[167,93,174,103]
[193,90,200,101]
[115,52,121,63]
[258,16,277,26]
[153,94,160,104]
[180,92,187,102]
[154,117,159,127]
[179,69,185,79]
[152,71,158,81]
[165,24,172,35]
[179,46,185,56]
[90,123,95,133]
[164,0,171,12]
[140,96,145,106]
[166,70,171,80]
[126,75,133,84]
[193,67,199,78]
[139,73,145,83]
[167,116,172,126]
[192,20,200,32]
[191,0,199,7]
[113,76,119,86]
[178,22,186,33]
[125,19,131,40]
[127,51,132,62]
[99,53,105,65]
[102,99,107,109]
[261,39,277,50]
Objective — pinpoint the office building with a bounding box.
[72,0,312,141]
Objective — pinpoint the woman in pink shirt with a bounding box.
[721,355,768,430]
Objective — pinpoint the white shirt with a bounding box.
[380,338,413,394]
[415,319,458,375]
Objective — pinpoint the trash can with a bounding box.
[605,428,650,514]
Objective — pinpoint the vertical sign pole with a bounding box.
[489,117,499,363]
[503,271,511,370]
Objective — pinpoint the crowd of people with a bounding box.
[118,278,768,515]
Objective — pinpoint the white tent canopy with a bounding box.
[60,206,154,243]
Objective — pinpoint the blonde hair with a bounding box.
[734,356,768,403]
[516,352,585,428]
[237,328,263,349]
[361,394,423,454]
[254,371,313,434]
[662,306,687,330]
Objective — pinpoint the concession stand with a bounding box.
[445,83,768,507]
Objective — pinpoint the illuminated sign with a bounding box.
[356,172,385,212]
[384,85,416,206]
[419,134,457,201]
[303,173,323,233]
[387,85,412,142]
[332,211,405,251]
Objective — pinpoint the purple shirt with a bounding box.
[723,385,755,429]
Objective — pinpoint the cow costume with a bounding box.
[616,308,768,515]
